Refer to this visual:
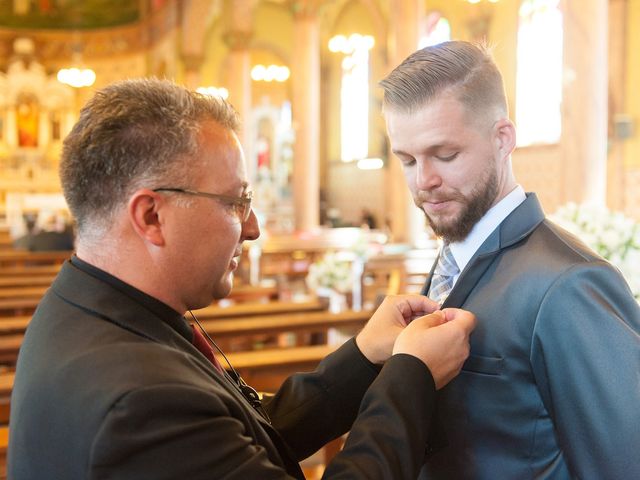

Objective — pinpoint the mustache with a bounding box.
[414,190,464,204]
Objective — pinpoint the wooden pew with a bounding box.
[221,344,336,392]
[0,284,276,304]
[0,301,342,338]
[0,300,326,336]
[198,309,369,340]
[0,265,61,278]
[0,286,49,300]
[0,317,30,336]
[0,299,40,316]
[193,299,324,319]
[0,276,56,288]
[0,309,370,366]
[0,284,283,317]
[0,251,71,268]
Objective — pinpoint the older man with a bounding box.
[9,78,475,479]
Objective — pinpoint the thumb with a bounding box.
[412,310,447,327]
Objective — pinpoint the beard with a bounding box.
[415,164,499,243]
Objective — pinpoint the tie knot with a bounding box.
[435,243,459,277]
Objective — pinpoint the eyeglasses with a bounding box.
[153,187,253,223]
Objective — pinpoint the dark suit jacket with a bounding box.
[9,261,436,479]
[419,193,640,479]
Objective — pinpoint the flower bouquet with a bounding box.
[306,252,353,313]
[550,202,640,299]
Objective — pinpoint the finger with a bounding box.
[443,309,477,332]
[396,295,440,317]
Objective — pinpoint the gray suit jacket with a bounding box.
[9,260,437,479]
[420,193,640,479]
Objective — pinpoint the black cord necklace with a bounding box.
[188,310,271,424]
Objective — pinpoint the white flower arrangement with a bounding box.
[550,202,640,299]
[306,252,354,294]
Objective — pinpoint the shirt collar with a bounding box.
[70,255,193,340]
[448,185,526,277]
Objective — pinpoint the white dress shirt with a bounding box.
[448,185,526,287]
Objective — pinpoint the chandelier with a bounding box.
[57,67,96,88]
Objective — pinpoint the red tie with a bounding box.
[191,324,225,375]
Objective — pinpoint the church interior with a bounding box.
[0,0,639,477]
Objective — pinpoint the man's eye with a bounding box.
[436,152,458,162]
[398,156,415,166]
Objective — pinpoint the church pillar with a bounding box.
[291,1,321,231]
[182,55,204,91]
[561,0,608,205]
[386,0,423,244]
[223,1,255,168]
[606,0,628,211]
[180,0,213,90]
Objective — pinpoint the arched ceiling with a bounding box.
[0,0,140,30]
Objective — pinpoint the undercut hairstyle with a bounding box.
[60,78,240,238]
[379,41,508,121]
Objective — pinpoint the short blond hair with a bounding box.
[379,41,507,121]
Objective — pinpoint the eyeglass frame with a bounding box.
[153,187,253,223]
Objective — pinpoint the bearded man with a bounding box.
[381,41,640,479]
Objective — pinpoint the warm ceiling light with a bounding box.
[328,34,375,54]
[57,67,96,88]
[251,64,289,82]
[357,157,384,170]
[196,86,229,99]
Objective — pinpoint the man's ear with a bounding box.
[128,189,166,246]
[494,118,516,161]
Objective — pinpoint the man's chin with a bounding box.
[426,216,470,243]
[212,277,234,301]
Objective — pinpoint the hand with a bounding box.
[356,295,440,364]
[393,308,476,389]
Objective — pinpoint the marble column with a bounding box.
[180,0,213,90]
[291,1,321,231]
[386,0,423,244]
[223,0,256,159]
[561,0,608,205]
[182,54,204,91]
[224,31,253,155]
[606,0,628,211]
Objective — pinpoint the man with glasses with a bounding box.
[9,78,476,479]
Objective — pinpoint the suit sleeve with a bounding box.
[322,353,436,479]
[266,337,436,478]
[531,261,640,479]
[264,338,381,459]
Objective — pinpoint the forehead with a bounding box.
[385,93,477,152]
[195,121,247,189]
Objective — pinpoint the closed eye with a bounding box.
[436,152,458,162]
[394,152,416,166]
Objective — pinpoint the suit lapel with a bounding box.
[426,193,546,308]
[443,230,501,307]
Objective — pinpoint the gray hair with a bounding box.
[60,78,240,239]
[379,41,507,121]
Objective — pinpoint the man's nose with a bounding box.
[415,159,442,191]
[241,209,260,241]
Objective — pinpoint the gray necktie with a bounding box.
[429,243,459,305]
